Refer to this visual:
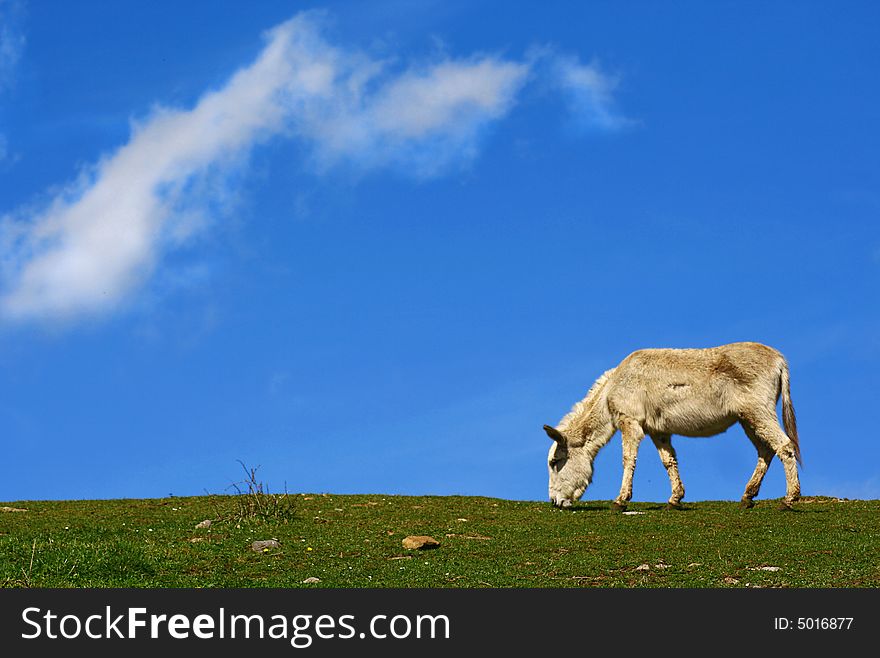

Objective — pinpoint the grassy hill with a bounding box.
[1,494,877,588]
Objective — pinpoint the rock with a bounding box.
[622,511,645,515]
[635,563,650,571]
[759,566,781,572]
[0,506,27,512]
[251,539,281,552]
[195,519,212,529]
[723,576,740,585]
[302,577,321,584]
[402,535,440,550]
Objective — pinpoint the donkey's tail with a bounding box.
[779,361,802,465]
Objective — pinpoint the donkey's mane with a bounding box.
[557,368,615,437]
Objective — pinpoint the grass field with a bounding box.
[1,494,877,588]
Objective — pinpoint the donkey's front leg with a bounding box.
[612,418,644,511]
[651,434,685,509]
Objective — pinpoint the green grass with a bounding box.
[1,495,877,588]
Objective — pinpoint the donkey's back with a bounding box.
[607,342,790,436]
[615,341,785,390]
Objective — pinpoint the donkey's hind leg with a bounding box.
[742,412,801,509]
[650,434,685,509]
[739,421,774,508]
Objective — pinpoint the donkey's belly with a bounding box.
[664,416,738,438]
[645,398,739,437]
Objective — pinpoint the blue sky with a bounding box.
[0,1,877,503]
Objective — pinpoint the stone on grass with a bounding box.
[251,539,281,552]
[195,519,212,529]
[635,564,650,571]
[302,577,321,584]
[402,535,440,550]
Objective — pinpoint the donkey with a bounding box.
[544,342,801,511]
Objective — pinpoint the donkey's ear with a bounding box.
[543,424,566,443]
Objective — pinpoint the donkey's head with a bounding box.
[544,424,593,508]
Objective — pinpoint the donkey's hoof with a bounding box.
[665,502,684,511]
[610,502,627,512]
[739,499,755,509]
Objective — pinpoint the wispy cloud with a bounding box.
[810,474,880,501]
[0,1,24,93]
[551,54,630,132]
[0,12,626,324]
[298,55,529,176]
[0,0,25,166]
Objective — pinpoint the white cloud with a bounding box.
[0,12,625,323]
[301,56,529,176]
[0,0,25,164]
[552,54,630,131]
[810,474,880,501]
[0,3,24,93]
[2,16,309,320]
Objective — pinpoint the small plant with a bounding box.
[21,539,36,587]
[214,461,296,525]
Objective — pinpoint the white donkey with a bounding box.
[544,342,801,511]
